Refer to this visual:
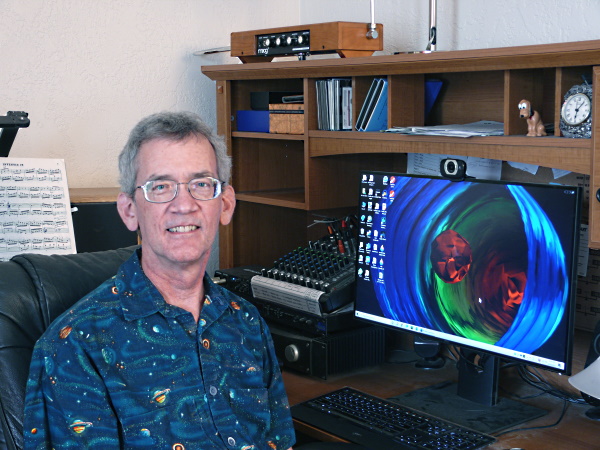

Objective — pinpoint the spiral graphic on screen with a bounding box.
[371,177,568,353]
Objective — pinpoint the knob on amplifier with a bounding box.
[285,344,300,362]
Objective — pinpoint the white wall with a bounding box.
[2,0,299,188]
[301,0,600,54]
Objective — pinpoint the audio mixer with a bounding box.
[252,238,355,316]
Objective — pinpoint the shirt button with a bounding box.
[209,385,218,396]
[227,437,236,446]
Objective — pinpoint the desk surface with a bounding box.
[283,350,598,450]
[69,187,120,203]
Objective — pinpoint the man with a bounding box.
[24,111,296,449]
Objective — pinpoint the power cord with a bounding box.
[494,364,585,437]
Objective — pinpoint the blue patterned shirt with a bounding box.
[24,249,295,449]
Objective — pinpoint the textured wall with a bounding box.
[3,0,599,188]
[301,0,600,54]
[2,0,299,188]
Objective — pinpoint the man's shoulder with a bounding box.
[42,276,122,339]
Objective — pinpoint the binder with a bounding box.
[355,78,379,131]
[356,78,388,132]
[316,78,352,131]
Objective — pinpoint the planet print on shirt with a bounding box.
[70,420,92,434]
[152,388,171,404]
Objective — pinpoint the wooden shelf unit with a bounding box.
[202,40,600,268]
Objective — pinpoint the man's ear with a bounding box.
[117,192,140,232]
[220,184,236,226]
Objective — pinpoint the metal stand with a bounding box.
[0,111,30,157]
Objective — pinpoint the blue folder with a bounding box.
[357,78,388,132]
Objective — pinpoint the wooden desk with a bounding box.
[69,187,120,203]
[283,339,598,450]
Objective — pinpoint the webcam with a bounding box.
[440,158,467,181]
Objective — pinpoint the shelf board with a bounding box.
[308,132,591,175]
[232,131,305,140]
[203,39,600,81]
[235,188,306,209]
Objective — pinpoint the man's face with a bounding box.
[117,135,235,272]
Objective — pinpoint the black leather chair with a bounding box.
[0,246,365,450]
[0,246,136,450]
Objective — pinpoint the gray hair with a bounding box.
[118,111,231,196]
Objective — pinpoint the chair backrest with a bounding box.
[0,246,136,450]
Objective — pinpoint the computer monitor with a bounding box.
[354,170,582,433]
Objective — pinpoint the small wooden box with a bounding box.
[269,104,305,135]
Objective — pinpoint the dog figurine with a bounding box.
[518,99,547,137]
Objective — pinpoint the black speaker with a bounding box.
[71,202,138,253]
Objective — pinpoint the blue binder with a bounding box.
[357,78,388,132]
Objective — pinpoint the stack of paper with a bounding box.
[385,120,504,138]
[356,78,388,132]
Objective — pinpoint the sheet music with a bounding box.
[0,158,76,261]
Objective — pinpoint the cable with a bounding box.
[494,397,569,437]
[493,364,586,437]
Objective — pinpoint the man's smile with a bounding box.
[167,225,199,233]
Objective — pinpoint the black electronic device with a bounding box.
[251,235,356,316]
[269,325,385,379]
[0,111,30,157]
[71,202,138,253]
[354,170,582,431]
[214,265,358,336]
[213,265,264,300]
[291,387,496,449]
[250,91,303,111]
[439,157,467,180]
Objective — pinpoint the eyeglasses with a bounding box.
[136,177,224,203]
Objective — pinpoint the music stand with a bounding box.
[0,111,30,157]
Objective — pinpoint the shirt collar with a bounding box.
[114,248,232,322]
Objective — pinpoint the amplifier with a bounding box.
[269,324,386,379]
[213,265,263,300]
[231,21,383,63]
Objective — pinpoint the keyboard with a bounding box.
[291,387,497,450]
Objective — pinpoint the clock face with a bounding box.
[560,83,593,138]
[561,92,591,126]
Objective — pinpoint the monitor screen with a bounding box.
[355,170,582,375]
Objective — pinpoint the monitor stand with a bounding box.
[389,353,547,434]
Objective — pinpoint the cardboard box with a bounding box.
[269,104,304,135]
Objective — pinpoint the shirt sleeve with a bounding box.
[24,326,121,449]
